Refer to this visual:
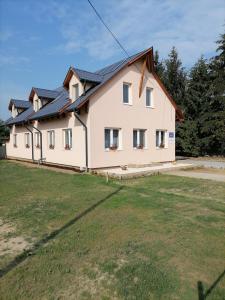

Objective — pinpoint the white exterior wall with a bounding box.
[6,60,176,169]
[6,113,88,169]
[6,125,33,161]
[88,61,176,169]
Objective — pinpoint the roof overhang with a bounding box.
[63,67,80,89]
[29,88,36,101]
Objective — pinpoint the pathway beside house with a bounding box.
[167,168,225,182]
[96,162,193,179]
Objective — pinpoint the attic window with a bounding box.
[123,83,132,104]
[72,84,79,101]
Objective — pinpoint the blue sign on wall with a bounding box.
[169,132,174,138]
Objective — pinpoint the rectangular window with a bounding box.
[48,130,55,149]
[133,129,146,149]
[156,130,167,148]
[146,88,153,107]
[72,84,79,101]
[35,99,40,111]
[25,133,30,148]
[104,128,121,150]
[13,134,17,147]
[35,132,40,148]
[123,83,131,104]
[64,129,72,150]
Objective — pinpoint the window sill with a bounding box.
[133,147,148,150]
[105,148,123,152]
[156,147,168,150]
[146,106,154,109]
[123,102,132,106]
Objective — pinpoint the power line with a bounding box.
[87,0,130,58]
[87,0,158,89]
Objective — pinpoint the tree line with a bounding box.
[154,31,225,157]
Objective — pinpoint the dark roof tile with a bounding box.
[29,88,69,120]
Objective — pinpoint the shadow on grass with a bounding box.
[0,186,123,278]
[197,268,225,300]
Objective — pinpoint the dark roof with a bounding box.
[7,106,34,125]
[8,99,31,110]
[73,68,103,83]
[4,117,13,125]
[28,88,69,121]
[29,87,60,101]
[66,50,146,112]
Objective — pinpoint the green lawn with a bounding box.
[0,160,224,300]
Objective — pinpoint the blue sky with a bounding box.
[0,0,224,120]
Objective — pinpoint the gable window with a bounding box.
[72,84,79,101]
[63,129,72,150]
[156,130,167,148]
[25,133,30,148]
[35,132,40,148]
[123,83,131,104]
[34,99,40,111]
[105,128,121,150]
[48,130,55,149]
[133,129,146,149]
[146,88,153,107]
[13,134,17,147]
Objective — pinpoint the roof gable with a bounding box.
[7,106,34,125]
[28,88,70,121]
[8,99,31,110]
[29,87,60,101]
[66,47,183,120]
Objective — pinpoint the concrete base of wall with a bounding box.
[6,157,83,172]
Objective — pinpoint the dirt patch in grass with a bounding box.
[0,218,31,257]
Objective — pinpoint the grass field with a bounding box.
[0,160,225,300]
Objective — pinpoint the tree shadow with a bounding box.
[197,268,225,300]
[0,186,123,278]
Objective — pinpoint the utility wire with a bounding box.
[87,0,158,89]
[87,0,130,59]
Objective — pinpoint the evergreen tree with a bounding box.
[186,56,210,120]
[0,119,10,146]
[202,32,225,155]
[154,50,165,79]
[163,47,187,108]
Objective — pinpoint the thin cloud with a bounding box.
[44,0,224,65]
[0,54,30,66]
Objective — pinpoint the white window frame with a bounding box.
[72,84,79,101]
[48,130,55,149]
[34,99,39,111]
[133,129,147,149]
[156,130,168,149]
[35,132,40,148]
[25,133,30,148]
[104,128,122,151]
[123,82,132,105]
[63,129,72,150]
[146,87,154,108]
[13,134,17,147]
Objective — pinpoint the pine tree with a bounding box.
[163,47,187,108]
[0,119,10,146]
[202,32,225,155]
[186,56,210,120]
[154,50,165,79]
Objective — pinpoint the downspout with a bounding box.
[23,124,34,162]
[29,124,43,162]
[74,110,88,171]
